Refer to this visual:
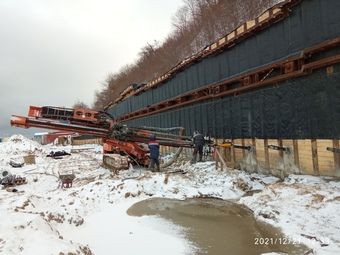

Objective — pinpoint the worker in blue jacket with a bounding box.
[148,134,160,172]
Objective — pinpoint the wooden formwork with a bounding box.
[316,140,335,176]
[298,139,314,175]
[71,137,340,178]
[214,138,340,178]
[72,138,102,146]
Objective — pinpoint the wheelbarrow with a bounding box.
[58,171,76,188]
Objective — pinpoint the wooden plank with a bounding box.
[278,139,284,158]
[268,139,281,169]
[215,146,219,170]
[220,148,223,171]
[222,139,230,164]
[242,139,246,157]
[333,140,340,177]
[273,8,281,15]
[218,37,226,45]
[282,139,294,148]
[246,19,256,29]
[255,139,266,166]
[231,139,235,169]
[237,24,245,35]
[72,138,102,146]
[264,139,269,172]
[233,139,243,166]
[298,140,313,174]
[293,139,300,170]
[311,139,319,175]
[216,148,227,171]
[252,138,256,156]
[259,10,270,22]
[227,31,235,41]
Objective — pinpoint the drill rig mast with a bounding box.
[10,106,193,170]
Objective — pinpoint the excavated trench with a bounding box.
[127,197,310,255]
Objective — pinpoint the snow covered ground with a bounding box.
[0,134,339,255]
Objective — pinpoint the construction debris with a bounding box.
[47,150,71,158]
[9,160,25,168]
[0,170,27,187]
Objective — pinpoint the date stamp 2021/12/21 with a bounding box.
[254,237,330,246]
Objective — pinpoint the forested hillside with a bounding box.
[91,0,282,110]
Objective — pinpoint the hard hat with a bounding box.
[150,134,156,141]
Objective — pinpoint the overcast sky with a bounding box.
[0,0,183,137]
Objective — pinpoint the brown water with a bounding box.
[127,198,310,255]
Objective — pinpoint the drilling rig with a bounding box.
[10,106,193,172]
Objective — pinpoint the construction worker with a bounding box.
[148,134,160,172]
[191,131,205,163]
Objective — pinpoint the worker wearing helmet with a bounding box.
[148,134,160,172]
[191,131,205,163]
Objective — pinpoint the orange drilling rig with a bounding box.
[10,106,193,171]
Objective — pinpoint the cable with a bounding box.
[121,150,143,181]
[99,110,115,121]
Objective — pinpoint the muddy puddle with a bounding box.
[127,198,310,255]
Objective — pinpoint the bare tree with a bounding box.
[73,100,90,109]
[91,0,282,110]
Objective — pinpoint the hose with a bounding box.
[160,147,183,169]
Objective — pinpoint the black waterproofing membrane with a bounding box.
[108,0,340,139]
